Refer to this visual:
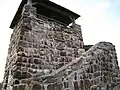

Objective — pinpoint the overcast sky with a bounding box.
[0,0,120,82]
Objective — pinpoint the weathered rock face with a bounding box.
[2,3,120,90]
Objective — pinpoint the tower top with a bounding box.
[10,0,80,29]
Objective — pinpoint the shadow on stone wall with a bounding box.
[83,45,93,51]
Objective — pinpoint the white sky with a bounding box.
[0,0,120,82]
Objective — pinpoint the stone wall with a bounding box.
[33,42,120,90]
[2,4,120,90]
[2,4,84,90]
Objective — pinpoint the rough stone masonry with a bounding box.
[1,0,120,90]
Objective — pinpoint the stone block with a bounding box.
[18,85,26,90]
[60,51,66,56]
[47,84,55,90]
[14,80,20,84]
[14,71,32,79]
[28,68,37,74]
[32,84,41,90]
[74,82,79,90]
[56,43,65,50]
[13,86,18,90]
[34,59,41,64]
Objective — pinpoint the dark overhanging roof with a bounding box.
[10,0,80,29]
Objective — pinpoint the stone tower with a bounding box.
[2,0,84,90]
[2,0,120,90]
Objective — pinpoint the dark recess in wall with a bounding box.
[84,45,93,51]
